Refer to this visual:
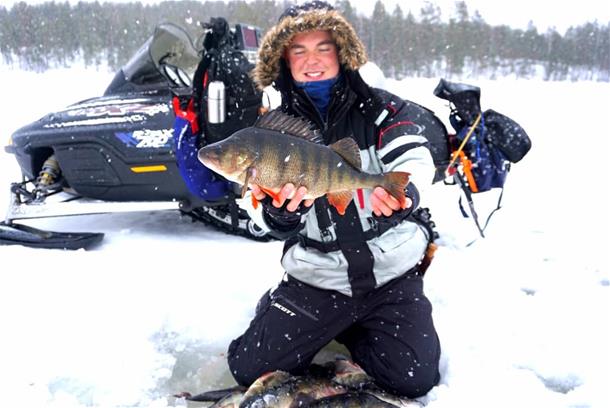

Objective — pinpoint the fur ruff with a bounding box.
[253,9,367,90]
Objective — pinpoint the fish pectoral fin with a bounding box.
[241,183,249,199]
[327,191,353,216]
[259,186,282,204]
[242,167,258,198]
[329,138,362,169]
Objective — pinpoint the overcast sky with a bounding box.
[1,0,608,34]
[358,0,609,33]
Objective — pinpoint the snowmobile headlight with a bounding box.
[7,135,13,146]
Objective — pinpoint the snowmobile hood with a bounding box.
[10,91,172,144]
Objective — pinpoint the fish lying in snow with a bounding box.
[198,110,410,215]
[177,358,421,407]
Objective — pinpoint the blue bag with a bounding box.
[173,114,232,201]
[454,114,509,193]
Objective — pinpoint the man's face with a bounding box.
[285,30,340,82]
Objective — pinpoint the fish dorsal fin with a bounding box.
[254,110,322,144]
[329,137,361,169]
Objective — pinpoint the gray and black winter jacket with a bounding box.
[243,3,439,297]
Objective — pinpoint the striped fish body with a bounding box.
[236,130,384,195]
[306,392,400,407]
[198,111,410,215]
[186,360,420,408]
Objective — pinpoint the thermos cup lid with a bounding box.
[207,81,225,99]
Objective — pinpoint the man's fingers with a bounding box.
[286,186,308,212]
[373,187,401,211]
[273,183,295,207]
[371,187,411,216]
[371,193,391,217]
[373,202,392,217]
[252,183,310,211]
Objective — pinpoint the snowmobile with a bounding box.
[1,21,270,250]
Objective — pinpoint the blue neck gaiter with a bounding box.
[294,74,341,119]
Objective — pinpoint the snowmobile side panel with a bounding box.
[8,90,196,202]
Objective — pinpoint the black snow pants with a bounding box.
[227,272,441,398]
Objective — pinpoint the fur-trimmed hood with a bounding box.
[253,5,367,90]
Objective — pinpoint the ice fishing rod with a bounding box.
[444,112,482,179]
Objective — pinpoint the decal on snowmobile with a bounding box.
[65,102,170,118]
[115,129,173,148]
[64,97,153,109]
[43,115,150,128]
[130,165,168,173]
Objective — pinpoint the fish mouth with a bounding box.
[197,147,220,170]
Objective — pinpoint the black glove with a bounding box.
[261,196,313,239]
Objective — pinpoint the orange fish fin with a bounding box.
[329,138,361,169]
[260,186,281,204]
[327,191,353,215]
[251,194,259,209]
[382,171,411,208]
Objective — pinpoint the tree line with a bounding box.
[1,0,608,81]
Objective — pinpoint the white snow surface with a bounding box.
[0,62,609,408]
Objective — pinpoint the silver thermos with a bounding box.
[207,80,226,124]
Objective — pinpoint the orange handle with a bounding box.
[458,150,479,193]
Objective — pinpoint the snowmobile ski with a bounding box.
[0,222,104,250]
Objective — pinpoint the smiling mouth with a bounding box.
[305,71,324,78]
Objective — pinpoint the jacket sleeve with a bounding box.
[374,95,437,197]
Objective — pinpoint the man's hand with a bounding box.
[251,183,315,212]
[370,186,411,217]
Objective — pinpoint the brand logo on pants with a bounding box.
[271,302,296,317]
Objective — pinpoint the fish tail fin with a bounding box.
[382,171,411,207]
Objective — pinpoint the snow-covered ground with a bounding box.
[0,62,608,408]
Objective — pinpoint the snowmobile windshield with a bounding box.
[123,23,200,88]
